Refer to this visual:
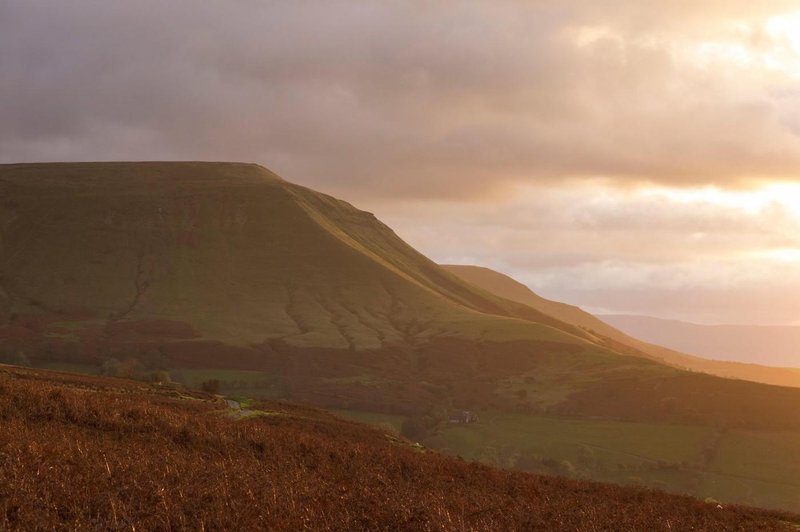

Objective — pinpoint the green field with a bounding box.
[702,430,800,510]
[336,409,800,512]
[439,412,710,465]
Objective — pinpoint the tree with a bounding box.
[118,357,144,379]
[201,379,221,394]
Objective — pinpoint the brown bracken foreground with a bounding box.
[1,365,797,531]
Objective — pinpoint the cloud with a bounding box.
[3,1,800,199]
[377,182,800,324]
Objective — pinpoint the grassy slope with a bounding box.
[1,365,797,531]
[0,162,587,350]
[443,265,800,388]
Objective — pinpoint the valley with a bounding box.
[1,364,798,530]
[337,408,800,513]
[1,161,799,516]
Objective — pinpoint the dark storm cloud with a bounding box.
[4,1,800,198]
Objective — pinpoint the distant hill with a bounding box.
[600,314,800,368]
[441,265,630,340]
[2,365,797,531]
[443,265,800,388]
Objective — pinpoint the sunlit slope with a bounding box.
[0,162,586,350]
[443,265,800,388]
[442,265,627,338]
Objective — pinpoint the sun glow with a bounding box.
[763,11,800,77]
[758,248,800,263]
[639,183,800,218]
[762,183,800,220]
[766,12,800,54]
[637,182,800,268]
[684,11,800,78]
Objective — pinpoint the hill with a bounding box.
[2,163,800,429]
[0,161,587,351]
[4,162,800,512]
[600,314,800,368]
[1,364,797,531]
[443,265,800,388]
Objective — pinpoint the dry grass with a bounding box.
[0,365,797,531]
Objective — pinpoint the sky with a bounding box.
[2,1,800,325]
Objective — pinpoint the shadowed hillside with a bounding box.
[443,265,800,388]
[1,365,797,531]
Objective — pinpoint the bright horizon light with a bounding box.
[682,10,800,77]
[639,182,800,218]
[766,10,800,62]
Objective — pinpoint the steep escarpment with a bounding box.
[0,162,584,352]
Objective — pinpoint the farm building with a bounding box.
[448,411,478,424]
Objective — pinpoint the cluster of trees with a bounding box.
[99,357,171,384]
[99,348,171,384]
[0,342,178,385]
